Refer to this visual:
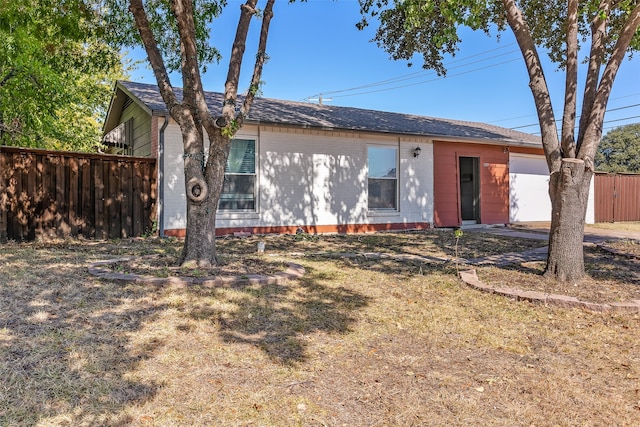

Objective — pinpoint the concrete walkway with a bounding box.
[458,223,640,313]
[498,222,640,243]
[462,223,640,266]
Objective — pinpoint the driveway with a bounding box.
[478,222,640,244]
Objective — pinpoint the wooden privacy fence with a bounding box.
[0,146,157,242]
[594,172,640,223]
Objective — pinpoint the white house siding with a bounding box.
[398,137,434,224]
[161,123,434,234]
[509,153,594,224]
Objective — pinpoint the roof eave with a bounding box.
[102,81,155,135]
[244,118,542,148]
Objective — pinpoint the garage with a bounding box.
[509,153,551,222]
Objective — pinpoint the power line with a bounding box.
[530,116,640,135]
[510,103,640,130]
[603,115,640,125]
[327,47,519,95]
[490,93,640,125]
[303,43,519,101]
[330,58,522,99]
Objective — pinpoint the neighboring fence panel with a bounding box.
[0,146,156,242]
[594,173,640,223]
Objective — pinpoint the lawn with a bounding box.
[1,231,639,426]
[588,221,640,233]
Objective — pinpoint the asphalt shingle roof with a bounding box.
[119,80,541,147]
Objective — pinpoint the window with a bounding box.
[368,146,397,210]
[219,139,256,211]
[102,118,133,155]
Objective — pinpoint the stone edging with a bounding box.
[88,255,305,287]
[88,252,638,313]
[597,243,640,260]
[459,269,640,314]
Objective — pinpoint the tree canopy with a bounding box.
[359,0,640,169]
[596,123,640,172]
[359,0,640,282]
[0,0,128,151]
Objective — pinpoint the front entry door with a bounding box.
[459,157,480,224]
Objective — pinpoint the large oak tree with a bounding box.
[359,0,640,282]
[107,0,275,266]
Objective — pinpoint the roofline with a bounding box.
[113,80,541,147]
[103,81,155,135]
[117,81,154,116]
[235,119,542,148]
[102,82,122,134]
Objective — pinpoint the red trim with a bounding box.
[163,222,432,238]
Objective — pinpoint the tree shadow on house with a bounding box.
[0,242,167,426]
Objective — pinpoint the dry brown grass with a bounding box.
[1,231,639,426]
[476,244,640,303]
[588,221,640,233]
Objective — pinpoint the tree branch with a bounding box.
[128,0,179,113]
[502,0,561,173]
[238,0,275,127]
[561,0,578,158]
[170,0,213,135]
[222,0,259,124]
[576,0,612,144]
[577,2,640,163]
[0,68,17,89]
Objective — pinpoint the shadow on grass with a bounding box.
[0,243,167,426]
[186,264,371,365]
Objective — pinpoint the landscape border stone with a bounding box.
[597,242,640,260]
[89,250,638,313]
[459,269,640,313]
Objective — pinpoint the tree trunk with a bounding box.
[180,129,230,267]
[544,158,593,282]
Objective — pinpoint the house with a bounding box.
[103,81,594,237]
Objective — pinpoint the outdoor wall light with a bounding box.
[413,146,422,158]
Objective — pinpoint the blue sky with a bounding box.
[127,0,640,136]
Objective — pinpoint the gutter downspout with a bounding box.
[158,116,169,237]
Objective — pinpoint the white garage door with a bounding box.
[509,154,552,222]
[509,153,595,224]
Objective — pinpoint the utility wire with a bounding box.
[531,116,640,135]
[510,103,640,130]
[304,43,519,101]
[330,58,521,99]
[490,93,640,125]
[301,42,639,133]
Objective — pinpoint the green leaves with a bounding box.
[101,0,226,73]
[359,0,499,75]
[0,0,128,151]
[358,0,640,74]
[595,123,640,173]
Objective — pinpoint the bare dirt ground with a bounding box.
[1,230,639,426]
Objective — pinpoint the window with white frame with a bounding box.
[219,139,256,211]
[368,146,398,210]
